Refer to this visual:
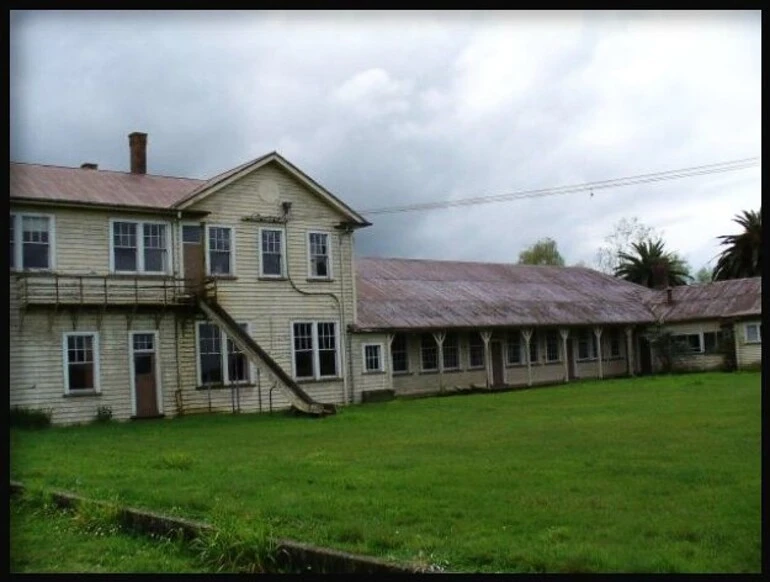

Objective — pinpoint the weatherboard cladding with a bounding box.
[354,258,659,330]
[645,277,762,323]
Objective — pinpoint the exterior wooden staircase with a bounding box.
[196,296,336,417]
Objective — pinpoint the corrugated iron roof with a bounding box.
[354,257,660,331]
[645,277,762,322]
[10,162,203,209]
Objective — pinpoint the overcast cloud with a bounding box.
[10,10,761,272]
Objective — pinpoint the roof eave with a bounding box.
[10,197,209,217]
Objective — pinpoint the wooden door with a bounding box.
[132,333,159,418]
[639,337,653,375]
[491,341,504,387]
[182,224,205,295]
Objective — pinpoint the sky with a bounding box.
[10,10,762,273]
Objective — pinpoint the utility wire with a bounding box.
[360,156,760,216]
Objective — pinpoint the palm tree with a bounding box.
[614,239,691,288]
[712,209,761,281]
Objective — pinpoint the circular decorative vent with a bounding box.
[257,179,280,205]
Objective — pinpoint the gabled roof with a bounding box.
[10,162,203,209]
[173,151,371,226]
[9,153,371,226]
[354,257,659,331]
[645,277,762,322]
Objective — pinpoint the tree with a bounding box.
[517,237,565,266]
[712,209,762,280]
[694,266,713,284]
[614,238,691,288]
[595,217,661,275]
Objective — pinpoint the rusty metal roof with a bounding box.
[354,257,660,331]
[645,277,762,322]
[10,162,204,209]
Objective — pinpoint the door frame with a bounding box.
[128,330,163,417]
[179,221,206,281]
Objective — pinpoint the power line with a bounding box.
[360,156,761,216]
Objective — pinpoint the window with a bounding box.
[545,330,560,362]
[507,332,522,365]
[308,232,331,279]
[703,331,723,354]
[10,213,54,270]
[420,333,438,371]
[745,323,762,344]
[197,322,251,385]
[577,330,598,360]
[443,333,460,370]
[111,220,169,274]
[208,226,233,276]
[671,334,702,353]
[468,332,485,368]
[63,332,99,393]
[528,332,539,364]
[260,228,283,277]
[609,330,622,358]
[292,322,339,380]
[363,344,384,373]
[391,333,409,373]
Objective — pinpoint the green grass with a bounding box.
[10,372,761,573]
[10,495,211,573]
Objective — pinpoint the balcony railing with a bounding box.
[16,273,200,308]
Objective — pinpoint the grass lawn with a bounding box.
[10,372,761,573]
[10,496,212,573]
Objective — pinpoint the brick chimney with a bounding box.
[128,132,147,174]
[666,287,674,304]
[80,163,98,170]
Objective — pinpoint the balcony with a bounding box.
[15,273,201,309]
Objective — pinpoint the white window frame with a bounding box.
[195,321,253,386]
[10,212,56,271]
[467,332,486,369]
[544,330,560,363]
[576,330,599,361]
[62,331,100,394]
[307,231,333,280]
[442,332,460,371]
[362,343,385,373]
[290,320,341,381]
[109,218,172,275]
[259,227,285,278]
[506,332,523,366]
[420,333,438,372]
[205,224,236,277]
[744,322,761,344]
[128,330,163,416]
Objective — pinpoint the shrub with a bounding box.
[94,405,113,423]
[10,406,52,429]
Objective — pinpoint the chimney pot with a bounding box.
[80,163,98,170]
[128,132,148,174]
[666,287,673,304]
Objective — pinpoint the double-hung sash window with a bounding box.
[111,220,168,274]
[363,344,384,373]
[545,330,560,362]
[308,232,331,279]
[10,214,54,270]
[197,322,251,385]
[577,330,598,360]
[745,323,762,344]
[507,332,522,365]
[292,322,339,380]
[63,332,100,393]
[260,228,283,277]
[609,330,622,358]
[443,332,460,370]
[672,334,702,353]
[703,331,724,353]
[529,332,539,364]
[468,332,485,368]
[391,333,409,373]
[420,333,438,372]
[208,226,233,276]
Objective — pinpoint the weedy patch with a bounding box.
[190,519,276,573]
[153,452,194,471]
